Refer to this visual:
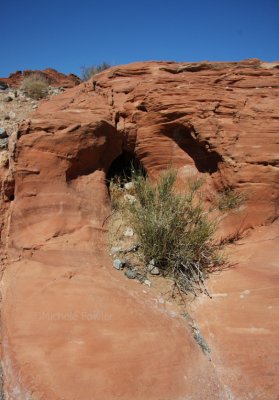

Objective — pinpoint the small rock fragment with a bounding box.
[8,111,16,119]
[136,274,146,284]
[113,259,125,270]
[124,194,136,204]
[110,246,122,255]
[124,269,137,279]
[149,266,160,275]
[147,259,160,275]
[124,182,134,191]
[124,227,134,237]
[144,279,151,287]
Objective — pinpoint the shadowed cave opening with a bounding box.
[167,124,223,174]
[107,150,146,186]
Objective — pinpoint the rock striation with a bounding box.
[0,60,278,399]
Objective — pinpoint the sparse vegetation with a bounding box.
[217,187,245,211]
[109,176,126,211]
[109,168,224,296]
[21,73,49,99]
[80,63,111,81]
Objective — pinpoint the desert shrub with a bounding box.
[109,176,125,211]
[80,62,111,81]
[21,73,49,99]
[217,187,245,211]
[121,168,223,295]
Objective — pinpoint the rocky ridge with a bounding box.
[0,67,81,89]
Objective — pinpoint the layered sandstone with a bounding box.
[0,60,278,399]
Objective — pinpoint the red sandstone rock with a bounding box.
[0,68,81,88]
[191,221,279,400]
[0,60,278,399]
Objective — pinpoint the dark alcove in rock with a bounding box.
[106,150,146,186]
[166,124,223,174]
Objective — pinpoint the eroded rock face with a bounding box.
[0,60,279,399]
[10,60,278,236]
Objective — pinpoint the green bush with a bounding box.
[21,73,49,99]
[217,187,245,211]
[80,62,111,81]
[121,168,223,295]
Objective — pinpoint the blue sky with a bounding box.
[1,0,278,77]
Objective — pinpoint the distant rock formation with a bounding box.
[0,67,81,88]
